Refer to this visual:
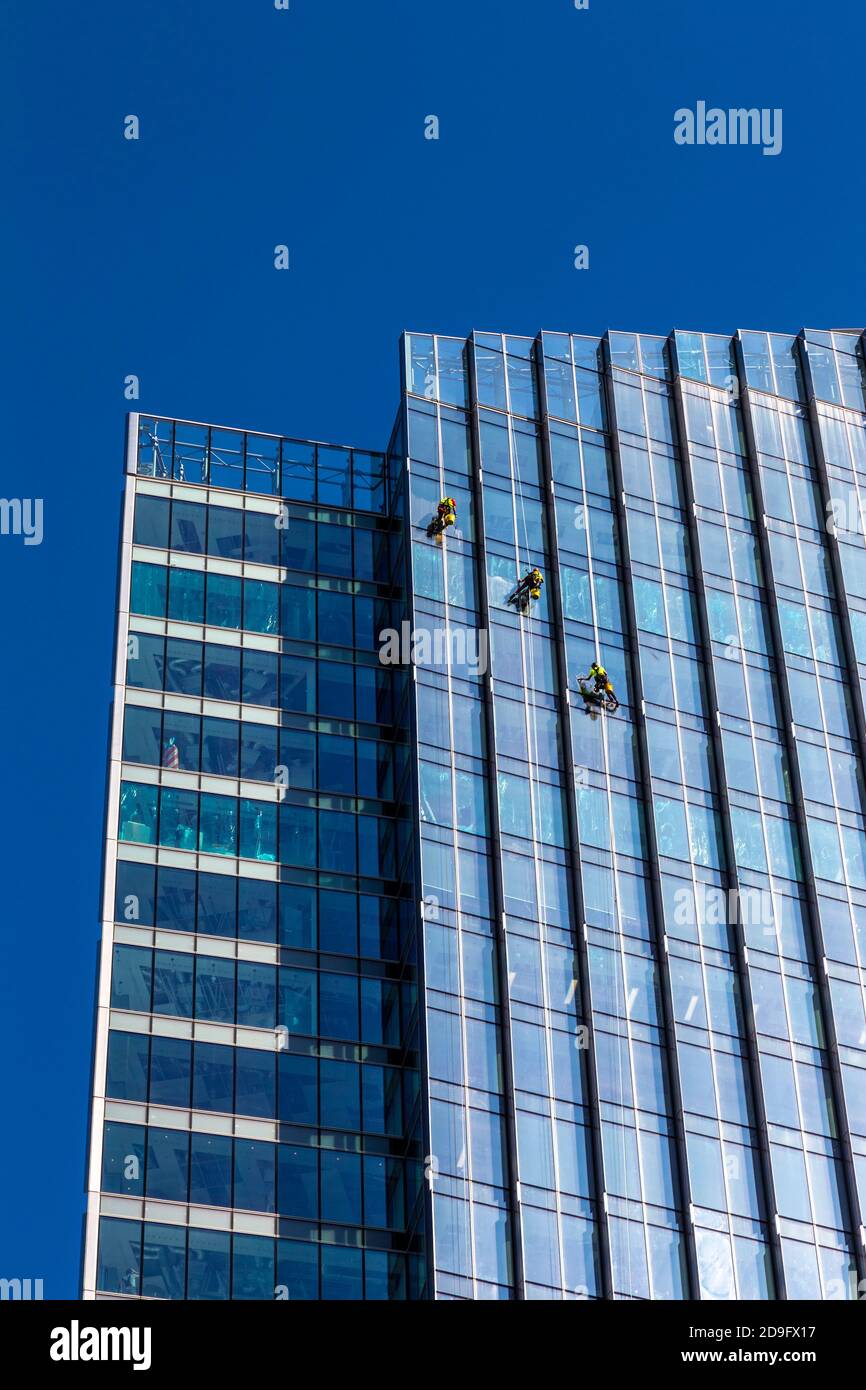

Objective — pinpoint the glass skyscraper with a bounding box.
[84,327,866,1301]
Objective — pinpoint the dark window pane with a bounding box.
[238,878,276,943]
[165,637,203,696]
[189,1133,232,1207]
[149,1035,191,1107]
[244,511,280,566]
[243,650,278,707]
[98,1216,142,1296]
[106,1030,149,1101]
[197,872,237,938]
[207,573,242,628]
[133,495,170,548]
[277,1145,318,1218]
[141,1223,186,1299]
[153,950,194,1017]
[195,956,235,1023]
[115,860,155,927]
[278,884,316,949]
[145,1128,189,1201]
[171,500,207,553]
[234,1139,276,1213]
[127,632,165,691]
[193,1041,234,1113]
[236,1048,276,1118]
[201,716,239,776]
[204,643,241,701]
[207,506,243,560]
[111,944,152,1013]
[102,1121,145,1195]
[187,1229,230,1300]
[237,962,276,1027]
[278,1053,318,1125]
[156,867,196,932]
[282,519,315,570]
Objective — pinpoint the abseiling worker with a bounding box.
[436,497,457,530]
[515,566,544,602]
[585,659,616,703]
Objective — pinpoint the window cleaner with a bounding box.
[429,497,457,536]
[512,566,544,610]
[578,659,619,712]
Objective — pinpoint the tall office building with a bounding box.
[85,328,866,1301]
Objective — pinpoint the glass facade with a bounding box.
[85,328,866,1299]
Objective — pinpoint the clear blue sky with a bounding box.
[0,0,863,1296]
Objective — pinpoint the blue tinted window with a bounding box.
[168,567,205,623]
[232,1235,274,1300]
[281,585,316,639]
[97,1217,141,1296]
[320,1059,361,1130]
[207,573,242,629]
[159,787,198,851]
[123,705,161,765]
[278,1053,318,1125]
[240,724,278,780]
[278,884,316,949]
[318,522,352,575]
[106,1030,149,1101]
[243,649,278,707]
[207,507,243,560]
[201,716,238,775]
[204,643,240,701]
[279,967,316,1034]
[237,962,276,1028]
[115,859,155,926]
[165,637,202,695]
[318,591,353,645]
[244,511,280,566]
[280,728,315,788]
[153,950,194,1018]
[195,956,235,1023]
[131,561,167,617]
[318,890,356,953]
[146,1128,189,1201]
[162,710,200,771]
[321,1151,361,1223]
[236,1048,276,1118]
[141,1222,186,1299]
[277,1146,318,1218]
[127,631,165,690]
[171,500,206,553]
[119,781,158,844]
[280,654,316,713]
[190,1133,232,1207]
[197,872,236,938]
[322,1246,362,1299]
[282,519,315,570]
[199,793,237,856]
[239,798,277,862]
[279,803,316,867]
[244,579,279,634]
[187,1229,230,1300]
[149,1035,191,1107]
[110,944,152,1013]
[234,1139,275,1213]
[319,810,356,873]
[238,878,276,943]
[156,867,196,932]
[133,494,170,548]
[320,974,358,1040]
[102,1122,145,1195]
[276,1240,318,1300]
[193,1042,234,1113]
